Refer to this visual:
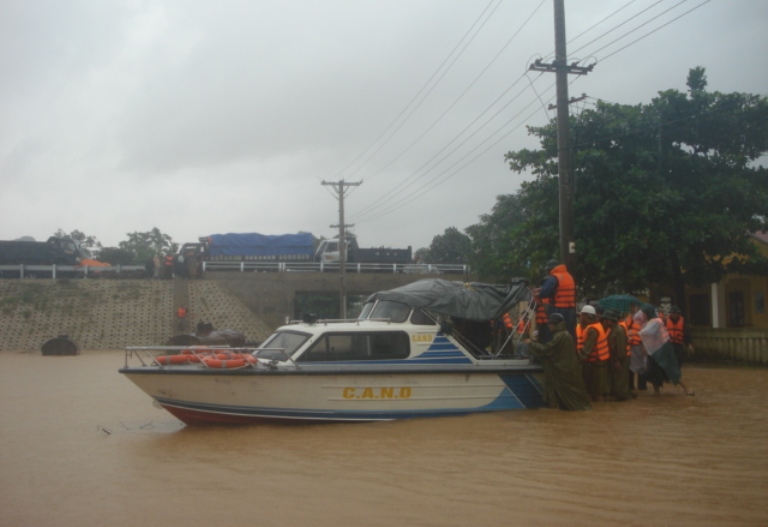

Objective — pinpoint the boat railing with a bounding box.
[124,345,257,368]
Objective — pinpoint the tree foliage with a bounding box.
[118,227,178,265]
[423,227,472,264]
[472,68,768,308]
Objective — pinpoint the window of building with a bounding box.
[729,291,746,327]
[298,331,410,362]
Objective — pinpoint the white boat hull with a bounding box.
[121,367,544,425]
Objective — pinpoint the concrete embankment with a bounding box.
[0,279,273,351]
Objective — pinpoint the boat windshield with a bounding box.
[368,300,411,323]
[257,330,311,359]
[358,301,374,320]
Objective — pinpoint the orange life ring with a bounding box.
[202,357,247,369]
[156,355,189,365]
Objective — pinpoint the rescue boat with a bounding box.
[119,279,544,425]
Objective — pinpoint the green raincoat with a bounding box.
[528,321,592,411]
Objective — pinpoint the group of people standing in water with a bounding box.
[522,259,695,411]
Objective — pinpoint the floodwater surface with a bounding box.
[1,351,766,527]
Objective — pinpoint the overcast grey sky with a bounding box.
[1,0,766,252]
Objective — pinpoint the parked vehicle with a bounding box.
[179,232,316,263]
[0,237,88,266]
[314,235,412,264]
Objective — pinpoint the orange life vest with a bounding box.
[516,319,527,334]
[666,316,685,345]
[582,321,609,362]
[503,313,514,330]
[550,265,576,308]
[535,297,550,325]
[624,315,642,346]
[576,324,584,354]
[176,307,187,319]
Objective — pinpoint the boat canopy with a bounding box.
[364,278,530,321]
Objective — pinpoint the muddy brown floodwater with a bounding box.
[1,351,767,527]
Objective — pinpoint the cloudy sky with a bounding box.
[1,0,766,253]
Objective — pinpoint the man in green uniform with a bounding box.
[525,313,592,411]
[601,309,632,401]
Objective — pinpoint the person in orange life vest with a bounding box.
[601,309,632,401]
[578,305,610,403]
[666,306,693,369]
[626,301,648,391]
[535,259,577,342]
[176,305,188,332]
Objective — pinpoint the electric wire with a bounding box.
[347,0,715,227]
[333,0,503,182]
[348,0,547,216]
[351,72,545,223]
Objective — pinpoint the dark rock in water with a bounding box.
[166,329,245,348]
[42,335,79,356]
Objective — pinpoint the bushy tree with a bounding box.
[474,68,768,310]
[425,227,472,264]
[118,227,178,265]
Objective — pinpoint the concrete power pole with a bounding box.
[529,0,594,266]
[322,179,361,319]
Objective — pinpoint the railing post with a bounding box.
[19,264,24,279]
[52,264,57,279]
[240,262,244,272]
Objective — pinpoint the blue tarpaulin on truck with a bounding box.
[207,232,314,258]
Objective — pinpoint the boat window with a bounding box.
[297,331,410,362]
[257,330,311,359]
[358,301,374,320]
[369,300,410,323]
[410,309,435,326]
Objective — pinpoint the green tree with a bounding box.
[426,227,472,264]
[118,227,178,265]
[485,68,768,310]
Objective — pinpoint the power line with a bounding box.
[348,0,547,218]
[595,0,713,62]
[332,0,503,181]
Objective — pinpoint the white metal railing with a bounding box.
[201,261,470,274]
[0,261,470,279]
[0,264,146,279]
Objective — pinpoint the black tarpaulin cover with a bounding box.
[365,278,531,321]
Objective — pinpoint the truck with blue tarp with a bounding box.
[180,232,317,262]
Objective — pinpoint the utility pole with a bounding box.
[529,0,594,266]
[322,179,361,319]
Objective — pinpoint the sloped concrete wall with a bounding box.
[0,279,272,351]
